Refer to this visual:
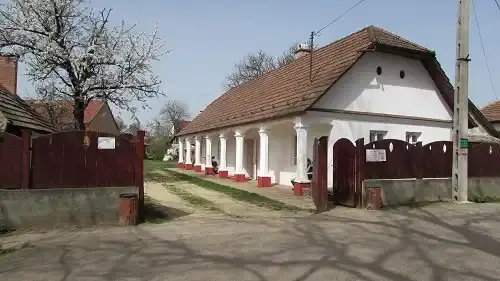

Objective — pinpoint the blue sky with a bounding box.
[15,0,500,126]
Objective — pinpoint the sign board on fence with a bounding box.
[98,137,115,150]
[366,149,386,162]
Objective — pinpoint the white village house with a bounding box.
[175,26,499,192]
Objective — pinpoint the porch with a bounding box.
[169,167,316,211]
[176,116,334,195]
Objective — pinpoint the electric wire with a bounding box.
[493,0,500,12]
[472,0,498,100]
[314,0,367,36]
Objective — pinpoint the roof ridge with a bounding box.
[368,25,430,51]
[179,25,439,136]
[480,99,500,110]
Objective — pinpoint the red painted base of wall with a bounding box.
[218,170,229,178]
[293,182,311,196]
[234,173,247,183]
[184,164,194,170]
[205,167,215,175]
[177,163,184,168]
[257,176,272,188]
[194,165,202,172]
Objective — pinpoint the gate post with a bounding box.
[414,141,423,179]
[21,130,31,189]
[355,138,365,208]
[135,130,145,222]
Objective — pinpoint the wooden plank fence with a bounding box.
[0,130,144,191]
[363,139,500,179]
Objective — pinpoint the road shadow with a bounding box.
[142,197,191,223]
[2,204,500,280]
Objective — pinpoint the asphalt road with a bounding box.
[1,203,500,281]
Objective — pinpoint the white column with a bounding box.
[185,138,192,165]
[235,131,245,174]
[258,128,269,177]
[194,136,201,166]
[205,136,212,168]
[294,123,309,183]
[178,138,184,164]
[219,134,227,171]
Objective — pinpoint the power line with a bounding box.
[494,0,500,12]
[314,0,367,36]
[472,0,498,100]
[308,0,368,81]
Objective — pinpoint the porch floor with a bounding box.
[169,168,316,211]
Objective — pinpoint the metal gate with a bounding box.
[331,138,357,207]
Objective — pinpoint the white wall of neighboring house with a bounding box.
[182,52,461,187]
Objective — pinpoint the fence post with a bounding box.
[21,130,31,189]
[135,130,145,222]
[414,141,423,179]
[355,138,365,208]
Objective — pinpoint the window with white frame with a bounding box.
[406,132,421,144]
[369,130,387,143]
[292,136,297,165]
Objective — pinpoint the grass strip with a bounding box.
[165,170,307,212]
[163,184,223,213]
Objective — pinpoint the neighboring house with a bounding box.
[176,25,498,188]
[164,120,191,161]
[480,100,500,133]
[27,99,120,135]
[0,54,55,136]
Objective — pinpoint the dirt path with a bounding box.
[178,183,301,218]
[145,178,306,219]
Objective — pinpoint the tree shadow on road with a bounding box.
[2,204,500,281]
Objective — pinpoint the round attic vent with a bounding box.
[400,70,405,79]
[376,66,382,75]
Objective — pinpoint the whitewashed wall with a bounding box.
[184,51,463,188]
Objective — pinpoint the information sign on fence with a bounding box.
[366,149,386,162]
[98,137,116,149]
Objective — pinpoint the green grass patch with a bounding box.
[163,184,223,212]
[165,170,306,212]
[468,194,500,203]
[0,242,34,256]
[381,197,439,210]
[145,160,176,174]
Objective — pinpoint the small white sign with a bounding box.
[366,149,386,162]
[98,137,116,150]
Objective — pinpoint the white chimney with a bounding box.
[294,43,311,60]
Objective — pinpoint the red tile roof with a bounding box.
[0,86,56,133]
[481,100,500,122]
[178,120,191,130]
[26,99,105,125]
[179,25,497,138]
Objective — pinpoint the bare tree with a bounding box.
[0,0,168,130]
[33,83,73,130]
[115,116,127,132]
[126,119,142,135]
[159,100,190,135]
[223,43,304,89]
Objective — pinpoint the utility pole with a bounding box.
[309,31,315,83]
[452,0,470,202]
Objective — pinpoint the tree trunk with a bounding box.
[73,98,85,130]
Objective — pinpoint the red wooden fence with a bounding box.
[0,130,144,191]
[0,132,24,189]
[362,139,500,179]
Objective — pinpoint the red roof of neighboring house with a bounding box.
[178,120,191,130]
[26,99,105,125]
[481,100,500,122]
